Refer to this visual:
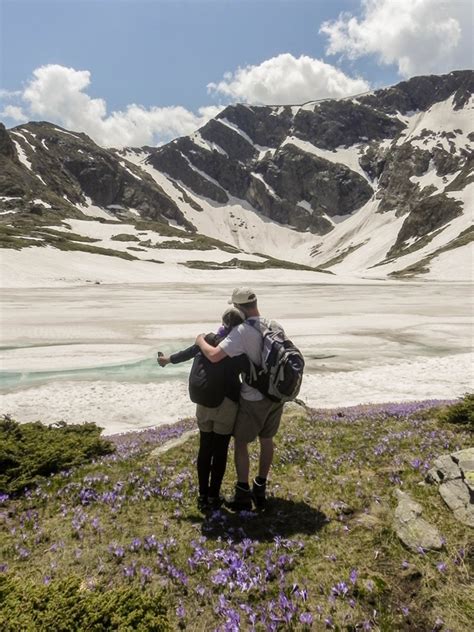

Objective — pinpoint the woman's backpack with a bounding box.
[188,352,228,407]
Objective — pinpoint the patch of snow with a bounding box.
[423,241,473,281]
[59,218,196,257]
[11,131,36,152]
[363,183,474,278]
[41,139,49,150]
[297,200,312,212]
[410,162,460,193]
[12,140,33,171]
[311,198,406,274]
[0,210,16,215]
[251,172,278,197]
[0,245,337,289]
[54,127,81,139]
[397,95,474,152]
[255,145,276,160]
[119,161,143,181]
[301,353,473,410]
[281,136,370,180]
[36,174,47,185]
[167,219,187,231]
[129,161,322,265]
[191,132,228,156]
[331,211,358,224]
[33,199,52,208]
[78,198,114,220]
[217,118,254,146]
[182,153,227,190]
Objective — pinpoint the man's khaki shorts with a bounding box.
[233,396,284,443]
[196,397,238,435]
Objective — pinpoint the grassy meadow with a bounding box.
[0,398,472,631]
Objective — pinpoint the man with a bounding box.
[195,288,284,510]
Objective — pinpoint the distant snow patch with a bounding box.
[409,160,460,192]
[33,199,52,208]
[12,140,33,171]
[78,198,114,220]
[11,131,36,152]
[297,200,312,212]
[54,127,81,139]
[217,118,255,146]
[182,153,227,190]
[119,161,143,181]
[191,132,228,156]
[282,136,369,180]
[251,172,278,197]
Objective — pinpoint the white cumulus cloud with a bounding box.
[320,0,473,77]
[0,105,27,123]
[4,64,223,148]
[207,53,370,104]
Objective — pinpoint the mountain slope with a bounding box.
[1,70,472,282]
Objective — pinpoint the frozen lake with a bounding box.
[0,282,472,433]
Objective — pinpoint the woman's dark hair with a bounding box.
[222,307,245,329]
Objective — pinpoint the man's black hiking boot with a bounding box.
[225,485,253,511]
[252,478,267,510]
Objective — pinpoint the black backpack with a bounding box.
[188,352,228,408]
[246,319,304,403]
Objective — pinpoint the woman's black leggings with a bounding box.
[197,431,231,497]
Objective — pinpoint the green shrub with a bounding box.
[437,393,474,431]
[0,417,115,495]
[0,576,170,631]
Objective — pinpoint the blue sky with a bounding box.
[1,0,472,146]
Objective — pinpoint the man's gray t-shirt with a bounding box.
[219,317,264,401]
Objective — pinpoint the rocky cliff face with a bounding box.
[143,71,472,257]
[1,122,194,229]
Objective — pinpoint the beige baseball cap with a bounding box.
[228,287,257,304]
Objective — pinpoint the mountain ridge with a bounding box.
[1,70,472,282]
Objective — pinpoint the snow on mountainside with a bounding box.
[1,70,473,285]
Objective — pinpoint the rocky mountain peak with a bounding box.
[1,70,472,280]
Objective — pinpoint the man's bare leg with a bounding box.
[258,437,274,479]
[234,438,250,483]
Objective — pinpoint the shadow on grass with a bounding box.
[187,497,328,542]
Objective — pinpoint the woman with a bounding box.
[157,307,247,511]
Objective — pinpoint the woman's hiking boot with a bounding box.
[197,495,208,512]
[207,496,224,510]
[252,478,267,510]
[225,484,253,511]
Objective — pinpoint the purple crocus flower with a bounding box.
[300,612,313,625]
